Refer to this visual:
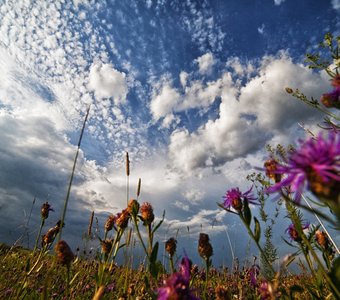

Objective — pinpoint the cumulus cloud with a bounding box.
[196,52,215,75]
[274,0,285,5]
[89,62,128,105]
[168,53,326,174]
[150,74,224,126]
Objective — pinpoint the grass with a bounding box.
[0,242,321,299]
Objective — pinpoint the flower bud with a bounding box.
[198,233,213,260]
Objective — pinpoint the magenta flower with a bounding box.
[222,187,257,211]
[249,264,260,287]
[157,256,199,300]
[320,87,340,109]
[266,132,340,202]
[286,223,309,242]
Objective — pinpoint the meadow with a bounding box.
[0,33,339,299]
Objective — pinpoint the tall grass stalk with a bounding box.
[57,106,90,243]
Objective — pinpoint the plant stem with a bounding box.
[33,218,45,252]
[57,106,90,243]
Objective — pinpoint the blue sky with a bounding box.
[0,0,339,268]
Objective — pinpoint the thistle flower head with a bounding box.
[165,237,177,257]
[315,230,334,255]
[222,186,257,211]
[320,87,340,109]
[264,159,281,183]
[101,239,113,254]
[104,214,115,232]
[41,201,54,220]
[140,202,155,225]
[55,240,74,266]
[198,233,213,260]
[286,223,309,242]
[266,132,340,202]
[115,209,130,229]
[127,199,140,217]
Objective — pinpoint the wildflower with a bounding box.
[286,223,309,242]
[140,202,155,225]
[105,215,115,232]
[258,281,274,300]
[115,209,130,229]
[264,159,281,183]
[266,132,340,202]
[249,264,260,287]
[165,237,177,257]
[41,201,53,220]
[215,285,229,300]
[179,256,192,280]
[55,240,74,266]
[285,87,293,94]
[127,199,140,217]
[320,87,340,109]
[222,187,257,211]
[331,74,340,87]
[41,221,62,247]
[101,239,113,254]
[198,233,213,260]
[315,230,334,255]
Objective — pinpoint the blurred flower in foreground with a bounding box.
[157,256,198,300]
[55,240,74,267]
[222,187,257,211]
[286,223,309,243]
[320,75,340,109]
[320,88,340,109]
[266,132,340,202]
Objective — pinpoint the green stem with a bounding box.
[33,218,45,252]
[57,106,90,243]
[169,255,175,274]
[239,215,276,276]
[132,215,149,260]
[147,223,153,258]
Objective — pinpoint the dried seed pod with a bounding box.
[140,202,154,225]
[198,233,213,260]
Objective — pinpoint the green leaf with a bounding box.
[152,210,165,234]
[25,258,30,273]
[329,256,340,293]
[243,199,252,226]
[254,217,261,243]
[150,242,159,263]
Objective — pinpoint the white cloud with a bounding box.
[196,52,215,75]
[150,83,181,121]
[331,0,340,10]
[88,62,128,105]
[180,71,189,88]
[168,53,327,175]
[258,24,265,35]
[274,0,285,5]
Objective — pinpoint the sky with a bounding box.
[0,0,339,269]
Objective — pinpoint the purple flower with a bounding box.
[320,87,340,109]
[286,223,309,242]
[157,256,199,300]
[222,187,257,211]
[266,132,340,202]
[249,264,260,287]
